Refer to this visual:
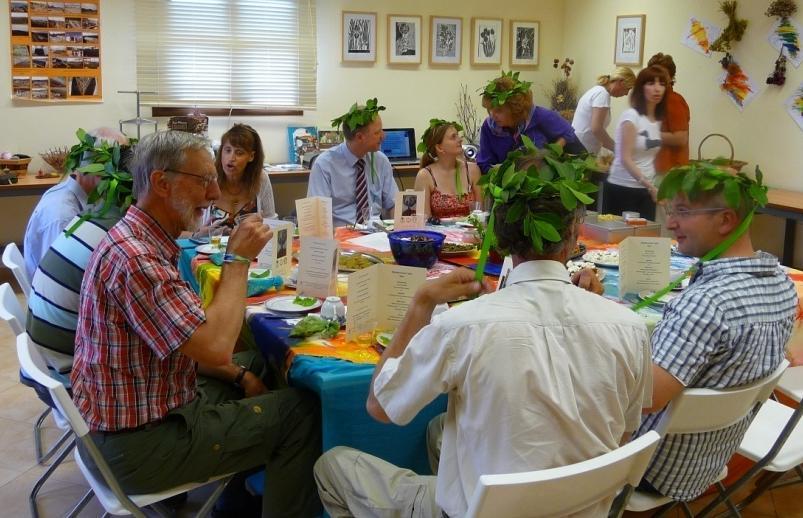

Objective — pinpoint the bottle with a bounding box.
[320,296,346,325]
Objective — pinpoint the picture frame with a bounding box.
[510,20,539,68]
[387,14,422,64]
[614,14,646,66]
[471,17,502,66]
[342,11,376,63]
[429,16,462,66]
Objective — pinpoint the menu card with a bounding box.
[295,196,333,239]
[296,236,339,298]
[393,190,427,230]
[346,263,426,341]
[496,256,514,291]
[256,219,294,278]
[618,237,671,298]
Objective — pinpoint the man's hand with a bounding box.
[240,371,269,397]
[415,268,491,307]
[227,214,272,260]
[572,268,604,295]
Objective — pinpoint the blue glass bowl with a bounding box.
[388,230,446,269]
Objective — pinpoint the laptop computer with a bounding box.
[381,128,420,166]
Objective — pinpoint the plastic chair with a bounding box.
[2,242,31,298]
[463,430,661,518]
[16,333,233,518]
[776,365,803,402]
[625,359,789,517]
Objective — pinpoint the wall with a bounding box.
[563,0,803,267]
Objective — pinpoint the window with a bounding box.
[135,0,317,109]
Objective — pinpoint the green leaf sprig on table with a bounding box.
[293,296,317,307]
[480,70,533,108]
[289,315,340,339]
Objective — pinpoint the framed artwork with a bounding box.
[510,20,539,68]
[471,17,502,66]
[430,16,462,66]
[387,14,422,64]
[614,14,646,66]
[342,11,376,63]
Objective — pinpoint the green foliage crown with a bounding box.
[417,118,464,153]
[657,161,768,211]
[330,98,386,132]
[478,137,599,253]
[480,70,533,108]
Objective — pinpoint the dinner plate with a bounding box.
[338,251,383,272]
[565,260,606,281]
[638,290,681,307]
[196,244,225,255]
[582,250,619,268]
[439,242,477,256]
[454,221,476,229]
[265,295,322,313]
[374,331,394,350]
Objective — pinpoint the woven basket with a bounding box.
[0,157,31,175]
[694,133,747,172]
[167,115,209,135]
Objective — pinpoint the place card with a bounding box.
[346,263,426,342]
[256,219,294,278]
[296,236,339,298]
[618,236,671,299]
[393,190,427,230]
[295,196,333,239]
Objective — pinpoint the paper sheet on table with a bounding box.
[345,232,391,252]
[619,237,671,299]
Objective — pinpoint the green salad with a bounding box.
[293,296,317,307]
[289,315,340,339]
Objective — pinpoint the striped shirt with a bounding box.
[26,211,122,372]
[634,252,798,501]
[71,206,205,432]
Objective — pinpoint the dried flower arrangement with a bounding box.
[546,57,578,121]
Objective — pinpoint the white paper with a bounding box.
[496,256,514,291]
[295,196,333,239]
[618,237,671,299]
[257,219,294,274]
[785,83,803,132]
[344,232,391,252]
[296,236,339,298]
[680,17,721,57]
[719,66,758,111]
[767,17,802,68]
[393,190,427,230]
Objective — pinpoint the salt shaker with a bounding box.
[320,296,346,325]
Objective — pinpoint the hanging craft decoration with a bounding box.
[785,82,803,131]
[766,0,801,68]
[710,1,749,52]
[766,51,788,85]
[682,17,722,56]
[719,53,757,110]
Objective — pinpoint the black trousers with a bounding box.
[601,181,656,220]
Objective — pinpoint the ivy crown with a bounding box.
[657,161,768,213]
[330,97,386,132]
[417,118,464,153]
[480,70,533,108]
[478,136,600,253]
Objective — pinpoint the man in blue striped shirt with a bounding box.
[632,171,798,501]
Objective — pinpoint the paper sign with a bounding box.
[297,236,339,298]
[393,190,427,230]
[496,256,514,291]
[295,196,333,239]
[346,263,426,341]
[619,237,671,299]
[256,219,294,278]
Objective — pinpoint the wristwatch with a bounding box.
[233,365,249,387]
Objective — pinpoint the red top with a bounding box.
[426,165,476,219]
[71,206,205,432]
[655,89,690,173]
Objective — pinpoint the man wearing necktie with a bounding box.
[308,98,398,227]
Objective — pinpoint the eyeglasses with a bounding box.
[665,207,727,219]
[165,169,218,188]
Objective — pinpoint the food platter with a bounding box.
[570,242,587,260]
[565,260,606,281]
[439,242,477,257]
[582,250,619,268]
[265,295,322,313]
[338,251,383,272]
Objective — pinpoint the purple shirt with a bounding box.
[477,106,580,173]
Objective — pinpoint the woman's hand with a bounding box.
[647,184,658,202]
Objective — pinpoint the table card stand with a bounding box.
[618,237,671,299]
[394,190,427,230]
[256,219,294,278]
[296,196,333,239]
[297,236,339,298]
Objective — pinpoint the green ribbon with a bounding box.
[474,204,496,283]
[455,162,464,198]
[369,152,377,183]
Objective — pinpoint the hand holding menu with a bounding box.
[297,236,339,298]
[296,196,333,239]
[618,237,671,298]
[346,263,426,341]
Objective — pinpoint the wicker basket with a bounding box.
[0,157,31,175]
[694,133,747,172]
[167,115,209,135]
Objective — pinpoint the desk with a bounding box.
[0,174,60,197]
[758,189,803,266]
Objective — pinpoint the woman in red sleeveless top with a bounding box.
[413,120,483,219]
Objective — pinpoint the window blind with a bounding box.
[135,0,317,109]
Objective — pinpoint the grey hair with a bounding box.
[132,130,212,198]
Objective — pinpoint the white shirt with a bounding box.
[608,108,662,189]
[572,85,611,154]
[373,260,653,517]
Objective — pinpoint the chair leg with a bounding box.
[33,408,52,464]
[65,488,95,518]
[653,501,679,518]
[29,437,76,518]
[196,476,233,518]
[731,471,784,513]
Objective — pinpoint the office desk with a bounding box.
[0,174,60,197]
[758,188,803,266]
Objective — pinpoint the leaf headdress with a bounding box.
[480,70,533,108]
[330,98,386,182]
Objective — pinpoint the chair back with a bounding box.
[464,431,661,518]
[2,243,31,298]
[655,360,790,436]
[0,282,25,336]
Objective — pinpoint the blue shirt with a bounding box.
[23,176,88,279]
[307,142,398,227]
[634,252,798,500]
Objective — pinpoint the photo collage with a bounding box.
[9,0,101,101]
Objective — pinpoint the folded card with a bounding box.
[256,219,294,278]
[296,196,333,239]
[618,236,671,299]
[393,190,427,230]
[296,236,339,298]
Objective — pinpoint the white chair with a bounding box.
[464,430,661,518]
[0,281,25,335]
[626,359,789,517]
[2,242,31,298]
[776,365,803,402]
[16,333,233,518]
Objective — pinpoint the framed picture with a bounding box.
[430,16,462,66]
[388,14,422,64]
[614,15,646,66]
[471,17,502,66]
[342,11,376,63]
[510,20,539,68]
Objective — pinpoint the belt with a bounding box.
[92,421,161,436]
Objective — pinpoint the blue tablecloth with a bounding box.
[177,238,201,294]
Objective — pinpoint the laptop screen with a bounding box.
[381,128,417,161]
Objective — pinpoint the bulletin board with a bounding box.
[9,0,102,102]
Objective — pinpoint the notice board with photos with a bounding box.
[9,0,102,102]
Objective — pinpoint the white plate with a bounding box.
[196,244,224,255]
[374,331,393,349]
[565,260,606,281]
[638,290,681,307]
[582,250,619,268]
[454,221,476,228]
[265,295,322,313]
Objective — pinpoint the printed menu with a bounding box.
[296,236,338,298]
[295,196,333,239]
[393,190,427,230]
[618,236,671,298]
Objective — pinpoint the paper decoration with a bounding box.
[618,237,671,299]
[768,17,802,68]
[681,17,722,56]
[786,83,803,131]
[720,58,758,110]
[393,190,427,230]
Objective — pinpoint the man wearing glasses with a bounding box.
[71,131,322,516]
[630,169,798,503]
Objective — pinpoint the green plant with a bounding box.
[710,1,749,52]
[455,84,481,146]
[480,70,532,108]
[330,97,386,132]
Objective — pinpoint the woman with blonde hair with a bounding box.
[414,119,482,219]
[571,66,635,154]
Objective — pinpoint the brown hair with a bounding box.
[215,123,264,199]
[419,123,455,168]
[647,53,677,79]
[629,65,670,119]
[481,76,534,124]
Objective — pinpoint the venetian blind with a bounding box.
[135,0,317,109]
